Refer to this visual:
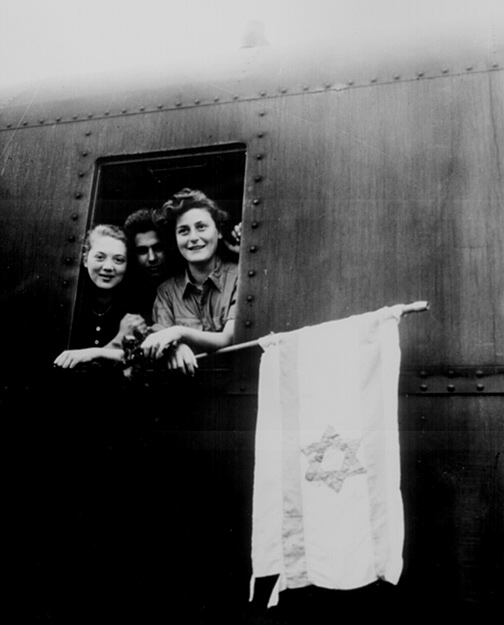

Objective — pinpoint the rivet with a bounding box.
[233,95,239,100]
[71,213,79,221]
[417,71,424,78]
[74,192,82,199]
[420,384,428,392]
[259,111,266,116]
[68,235,76,242]
[303,85,309,91]
[280,88,287,94]
[194,99,200,105]
[252,198,261,205]
[447,370,456,378]
[466,66,473,71]
[257,132,264,138]
[475,370,484,378]
[214,96,219,102]
[492,62,499,69]
[22,121,28,126]
[256,153,264,160]
[244,320,253,327]
[248,270,256,277]
[39,119,44,124]
[393,75,401,80]
[55,117,61,122]
[121,109,127,114]
[62,280,70,288]
[87,113,93,118]
[325,83,331,89]
[239,386,247,392]
[175,102,181,107]
[260,91,267,96]
[158,104,163,109]
[85,131,91,136]
[78,171,85,178]
[81,151,88,157]
[64,257,73,265]
[139,106,145,111]
[476,384,485,392]
[104,111,110,116]
[246,295,254,302]
[447,384,455,392]
[6,123,11,128]
[442,68,449,74]
[249,245,258,253]
[73,115,78,120]
[348,80,354,85]
[370,77,377,83]
[254,175,263,183]
[419,370,428,378]
[251,221,259,229]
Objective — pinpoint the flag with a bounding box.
[251,307,404,606]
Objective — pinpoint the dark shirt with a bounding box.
[152,258,238,332]
[124,278,160,326]
[70,279,136,349]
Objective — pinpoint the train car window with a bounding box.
[91,143,246,236]
[70,144,246,348]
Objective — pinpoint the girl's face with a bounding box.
[84,234,127,290]
[175,208,221,266]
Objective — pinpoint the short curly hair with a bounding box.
[123,208,160,244]
[82,224,128,258]
[155,188,229,231]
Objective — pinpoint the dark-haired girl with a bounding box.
[141,188,239,375]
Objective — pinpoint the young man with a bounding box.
[123,208,169,323]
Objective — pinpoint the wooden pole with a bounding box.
[196,301,430,360]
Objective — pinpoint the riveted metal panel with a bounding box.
[235,70,504,370]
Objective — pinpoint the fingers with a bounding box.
[183,348,198,376]
[141,328,179,359]
[53,350,78,369]
[166,348,188,375]
[233,222,242,240]
[121,313,148,334]
[166,344,198,376]
[141,335,167,360]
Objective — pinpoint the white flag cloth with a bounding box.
[251,306,404,607]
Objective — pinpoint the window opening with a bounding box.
[71,144,246,348]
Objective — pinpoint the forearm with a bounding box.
[54,346,124,368]
[177,323,234,353]
[141,320,235,359]
[99,347,125,362]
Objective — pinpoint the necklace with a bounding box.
[91,302,113,317]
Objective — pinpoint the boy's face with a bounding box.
[134,230,166,281]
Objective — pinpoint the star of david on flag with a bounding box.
[250,306,405,607]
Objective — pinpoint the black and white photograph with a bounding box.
[1,1,503,622]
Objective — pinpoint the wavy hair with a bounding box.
[82,224,128,259]
[154,188,229,232]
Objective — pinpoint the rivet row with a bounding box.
[4,65,501,129]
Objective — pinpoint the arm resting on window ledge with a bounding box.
[140,320,235,361]
[53,347,124,369]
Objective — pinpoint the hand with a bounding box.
[224,222,242,254]
[166,343,198,376]
[118,313,148,337]
[53,347,102,369]
[141,326,183,359]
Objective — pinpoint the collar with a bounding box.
[182,257,224,297]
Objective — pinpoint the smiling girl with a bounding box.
[54,224,146,368]
[141,189,239,375]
